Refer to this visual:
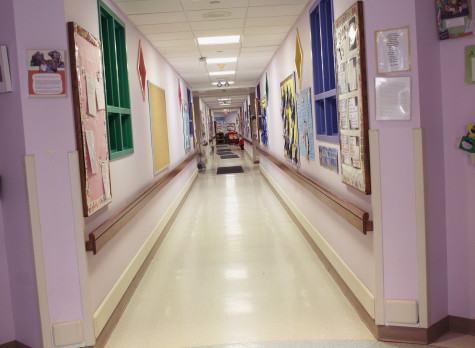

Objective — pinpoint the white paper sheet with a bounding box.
[102,162,111,200]
[471,57,475,82]
[375,77,411,120]
[376,27,410,73]
[85,130,98,174]
[86,73,97,117]
[348,97,359,129]
[339,99,349,130]
[95,77,106,111]
[445,17,465,28]
[350,136,361,169]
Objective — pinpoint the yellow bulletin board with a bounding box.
[148,82,170,174]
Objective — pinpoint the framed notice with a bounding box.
[465,45,475,84]
[375,77,411,120]
[334,1,371,194]
[68,22,112,216]
[28,49,66,97]
[375,27,411,74]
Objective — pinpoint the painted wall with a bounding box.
[257,0,374,293]
[65,0,197,312]
[0,0,43,346]
[439,11,475,321]
[0,202,15,344]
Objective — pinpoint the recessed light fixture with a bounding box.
[202,11,231,19]
[209,70,235,76]
[197,36,240,45]
[218,97,231,101]
[206,57,237,64]
[212,81,234,86]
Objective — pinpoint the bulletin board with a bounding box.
[280,72,299,164]
[68,22,112,216]
[334,2,371,194]
[148,82,170,175]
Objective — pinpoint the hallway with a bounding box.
[103,146,471,348]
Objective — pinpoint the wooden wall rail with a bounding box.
[258,146,373,235]
[86,150,199,254]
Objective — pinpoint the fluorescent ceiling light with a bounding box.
[198,35,240,45]
[218,97,231,101]
[209,71,235,76]
[206,57,237,64]
[212,81,234,85]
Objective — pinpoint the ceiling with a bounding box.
[112,0,311,110]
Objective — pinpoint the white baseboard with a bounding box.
[52,320,84,347]
[93,168,198,337]
[386,299,419,325]
[260,165,375,319]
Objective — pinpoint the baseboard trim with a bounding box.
[259,163,474,345]
[93,168,198,342]
[260,165,375,319]
[450,315,475,336]
[0,341,31,348]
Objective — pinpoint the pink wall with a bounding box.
[0,202,15,343]
[257,0,374,292]
[439,15,475,320]
[65,0,197,310]
[414,0,448,324]
[0,0,42,346]
[11,0,84,328]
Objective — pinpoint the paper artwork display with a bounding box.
[28,49,66,97]
[376,27,411,74]
[437,0,473,40]
[295,29,303,90]
[334,1,370,194]
[280,73,299,164]
[465,45,475,84]
[227,123,235,131]
[296,87,315,161]
[244,99,251,139]
[0,45,12,93]
[319,146,339,174]
[260,96,269,146]
[137,40,146,101]
[182,102,191,151]
[375,77,411,120]
[68,22,112,216]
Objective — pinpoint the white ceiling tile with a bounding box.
[128,12,187,25]
[152,39,197,48]
[194,28,242,37]
[244,25,291,35]
[186,8,247,22]
[137,23,191,34]
[157,45,200,54]
[115,0,184,15]
[248,0,308,6]
[245,15,298,27]
[247,4,306,17]
[240,45,279,53]
[190,19,244,30]
[243,33,286,43]
[181,0,249,11]
[145,31,194,41]
[242,38,284,47]
[207,62,238,72]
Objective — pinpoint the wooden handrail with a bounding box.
[257,145,373,235]
[86,150,199,254]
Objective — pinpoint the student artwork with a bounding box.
[244,99,251,139]
[436,0,473,40]
[182,101,191,151]
[334,1,370,194]
[0,45,12,93]
[319,146,339,174]
[296,87,315,161]
[295,28,303,90]
[459,123,475,158]
[137,40,146,101]
[68,22,112,216]
[215,116,226,132]
[28,49,66,97]
[280,73,299,164]
[260,96,269,146]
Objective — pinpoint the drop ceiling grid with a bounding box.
[112,0,310,106]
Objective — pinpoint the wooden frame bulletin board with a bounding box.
[148,81,170,175]
[334,1,371,194]
[68,22,112,216]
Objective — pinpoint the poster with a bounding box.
[0,45,12,93]
[28,49,66,97]
[465,45,475,84]
[375,77,411,120]
[334,1,370,194]
[436,0,473,40]
[260,96,269,146]
[296,87,315,161]
[319,146,339,174]
[376,27,411,74]
[280,73,299,164]
[182,102,190,150]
